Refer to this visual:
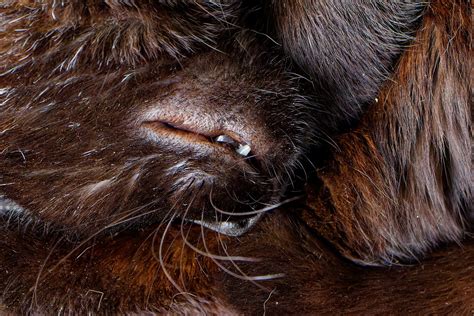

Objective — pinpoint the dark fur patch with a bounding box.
[0,0,472,314]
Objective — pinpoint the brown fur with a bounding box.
[222,211,474,314]
[299,0,473,264]
[0,0,472,314]
[0,1,317,313]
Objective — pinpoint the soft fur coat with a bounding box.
[0,0,472,314]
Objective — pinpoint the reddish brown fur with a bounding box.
[221,212,474,314]
[300,0,472,264]
[0,0,472,314]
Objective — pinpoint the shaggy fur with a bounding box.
[295,0,473,264]
[0,0,317,235]
[0,1,318,313]
[0,0,472,314]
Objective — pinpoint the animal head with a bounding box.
[0,1,318,237]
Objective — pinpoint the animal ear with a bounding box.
[301,1,472,265]
[269,1,424,123]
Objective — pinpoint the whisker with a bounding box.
[154,211,185,295]
[178,210,259,263]
[29,236,64,310]
[151,190,201,303]
[47,201,161,274]
[174,194,277,287]
[205,208,284,287]
[210,191,303,217]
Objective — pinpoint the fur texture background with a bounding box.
[0,0,472,314]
